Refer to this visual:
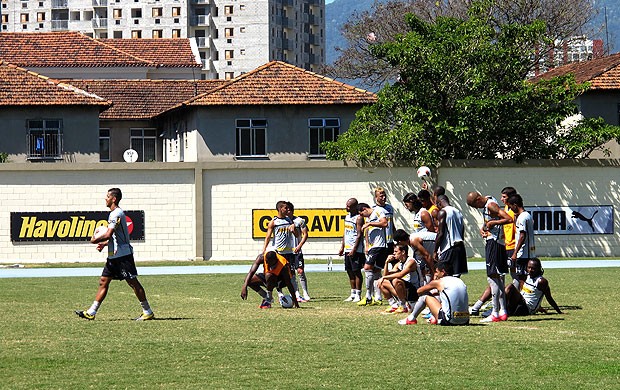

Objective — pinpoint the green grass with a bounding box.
[1,268,619,389]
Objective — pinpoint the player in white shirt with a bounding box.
[506,194,536,286]
[339,198,365,302]
[358,202,388,306]
[287,202,311,302]
[377,243,423,314]
[415,262,470,326]
[505,258,562,316]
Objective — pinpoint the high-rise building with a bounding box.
[0,0,325,79]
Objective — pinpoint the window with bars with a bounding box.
[26,119,63,160]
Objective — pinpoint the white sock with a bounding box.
[87,301,100,316]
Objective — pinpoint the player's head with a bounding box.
[506,194,523,213]
[436,194,450,209]
[393,229,409,244]
[286,201,295,214]
[501,186,517,205]
[276,200,289,215]
[432,185,445,200]
[346,198,358,214]
[402,192,422,212]
[357,203,372,217]
[264,251,279,268]
[417,189,432,207]
[394,243,408,259]
[527,258,543,277]
[466,191,485,208]
[374,187,386,205]
[107,188,122,206]
[435,262,452,278]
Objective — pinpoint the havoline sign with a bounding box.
[10,211,145,242]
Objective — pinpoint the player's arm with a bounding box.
[512,228,527,261]
[241,255,263,300]
[384,259,416,281]
[352,215,364,254]
[486,202,513,230]
[261,219,276,253]
[421,210,436,232]
[411,236,434,274]
[294,224,309,253]
[417,279,441,295]
[434,210,447,261]
[282,267,300,308]
[538,278,562,314]
[362,216,387,230]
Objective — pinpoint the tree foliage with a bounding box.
[325,0,596,89]
[323,2,620,165]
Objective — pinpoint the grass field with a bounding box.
[1,266,619,389]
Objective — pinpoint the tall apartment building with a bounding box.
[0,0,325,79]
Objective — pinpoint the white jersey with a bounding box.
[515,211,536,259]
[396,257,423,289]
[482,196,505,244]
[343,213,364,254]
[375,203,394,243]
[366,206,387,249]
[439,276,469,325]
[107,207,133,259]
[438,205,464,253]
[410,231,437,269]
[289,216,306,250]
[271,216,294,254]
[521,275,545,314]
[411,207,429,233]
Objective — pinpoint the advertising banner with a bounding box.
[252,208,346,238]
[528,205,613,235]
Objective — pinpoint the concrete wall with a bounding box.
[0,159,618,263]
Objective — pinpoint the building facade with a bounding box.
[0,0,325,79]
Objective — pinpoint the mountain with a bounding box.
[325,0,620,64]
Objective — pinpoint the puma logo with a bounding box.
[571,210,598,232]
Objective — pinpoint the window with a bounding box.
[224,5,233,15]
[20,13,29,23]
[131,8,142,18]
[225,50,234,59]
[99,128,110,162]
[172,29,181,38]
[152,7,162,17]
[113,30,122,38]
[27,119,63,160]
[130,128,157,162]
[236,119,266,157]
[152,29,162,38]
[131,30,141,38]
[2,14,9,23]
[113,9,122,19]
[225,27,233,38]
[225,72,234,80]
[240,26,246,33]
[172,7,181,17]
[70,11,80,21]
[37,12,45,22]
[308,118,340,156]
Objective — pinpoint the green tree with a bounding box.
[323,2,620,165]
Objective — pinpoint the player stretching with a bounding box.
[75,188,154,321]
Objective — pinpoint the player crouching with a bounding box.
[241,251,300,309]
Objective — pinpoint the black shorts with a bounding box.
[257,272,286,290]
[279,252,296,275]
[292,252,305,270]
[102,253,138,281]
[344,252,365,272]
[508,300,531,316]
[438,309,470,326]
[366,247,388,270]
[438,242,468,275]
[485,239,508,276]
[403,280,418,301]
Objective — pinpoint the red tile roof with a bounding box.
[184,61,377,106]
[0,61,110,107]
[533,52,620,89]
[0,32,200,68]
[67,79,226,119]
[98,38,200,68]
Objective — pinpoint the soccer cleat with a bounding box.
[394,306,408,314]
[75,310,95,320]
[134,312,155,321]
[422,312,432,319]
[357,297,371,306]
[469,306,480,316]
[295,292,304,302]
[480,314,500,323]
[343,296,355,302]
[398,318,418,325]
[259,299,272,309]
[428,315,437,325]
[370,299,383,306]
[382,305,398,314]
[302,293,311,302]
[498,313,508,321]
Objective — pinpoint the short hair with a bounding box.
[402,192,417,203]
[501,186,517,197]
[432,185,445,197]
[286,201,295,213]
[393,229,409,242]
[276,200,287,210]
[528,257,544,275]
[264,251,278,264]
[374,187,386,196]
[436,261,453,275]
[108,188,122,203]
[417,189,431,201]
[357,202,371,212]
[507,194,523,208]
[395,243,409,255]
[436,194,450,205]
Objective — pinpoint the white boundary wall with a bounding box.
[0,159,618,263]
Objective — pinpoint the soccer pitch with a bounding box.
[1,267,619,389]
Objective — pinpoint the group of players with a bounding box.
[242,184,562,327]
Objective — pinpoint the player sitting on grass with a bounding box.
[414,262,470,326]
[505,258,562,316]
[241,250,300,309]
[377,243,422,314]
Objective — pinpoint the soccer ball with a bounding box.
[417,166,431,179]
[279,294,294,308]
[92,225,108,240]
